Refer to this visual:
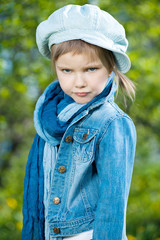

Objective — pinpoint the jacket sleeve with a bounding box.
[92,116,136,240]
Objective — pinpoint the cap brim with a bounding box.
[36,29,131,73]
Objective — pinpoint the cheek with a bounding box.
[58,78,71,93]
[56,72,66,89]
[91,74,107,88]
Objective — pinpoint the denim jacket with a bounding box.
[23,78,136,240]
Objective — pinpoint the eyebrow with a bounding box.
[85,63,103,68]
[56,65,70,69]
[56,63,103,69]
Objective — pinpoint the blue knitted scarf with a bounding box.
[22,73,115,240]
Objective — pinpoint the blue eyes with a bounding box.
[62,68,97,73]
[88,68,97,72]
[63,69,71,73]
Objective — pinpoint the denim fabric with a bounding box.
[45,106,136,239]
[38,80,136,239]
[43,102,94,239]
[23,74,136,239]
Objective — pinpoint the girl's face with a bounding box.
[55,52,110,104]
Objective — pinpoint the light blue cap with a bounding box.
[36,4,131,73]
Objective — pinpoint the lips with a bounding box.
[75,92,89,97]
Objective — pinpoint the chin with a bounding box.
[72,95,93,104]
[75,99,90,104]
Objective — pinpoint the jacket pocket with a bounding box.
[72,128,98,162]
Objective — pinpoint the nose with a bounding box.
[75,73,87,88]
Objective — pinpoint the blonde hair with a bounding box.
[51,40,135,103]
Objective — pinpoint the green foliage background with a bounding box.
[0,0,160,239]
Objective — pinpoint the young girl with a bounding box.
[22,4,136,240]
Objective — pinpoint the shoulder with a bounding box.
[99,102,136,143]
[88,100,136,142]
[89,99,134,126]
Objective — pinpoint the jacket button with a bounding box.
[65,136,72,143]
[53,197,60,205]
[53,226,60,234]
[58,166,66,173]
[82,133,88,140]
